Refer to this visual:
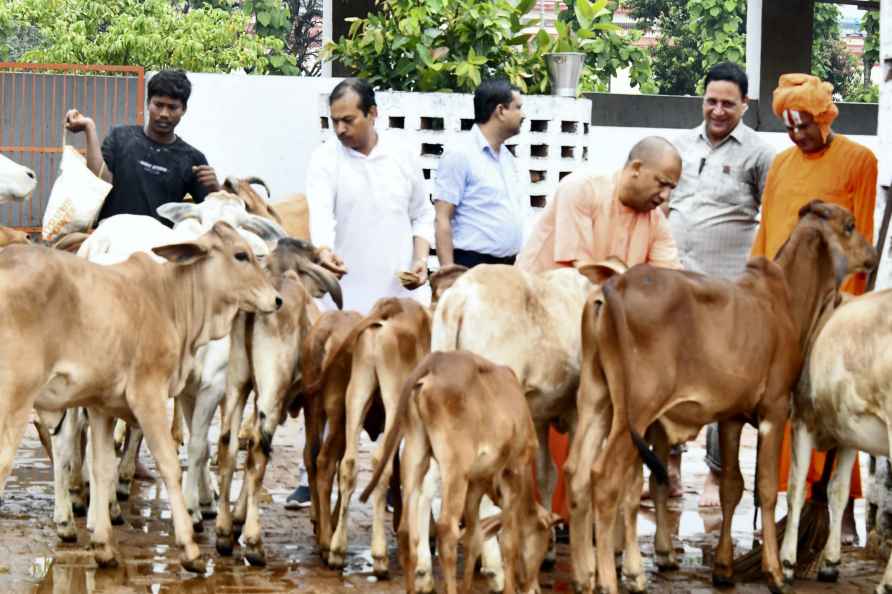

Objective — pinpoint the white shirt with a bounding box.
[307,132,435,313]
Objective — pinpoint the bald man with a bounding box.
[518,136,683,273]
[516,136,683,522]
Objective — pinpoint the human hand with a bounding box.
[64,109,94,133]
[192,165,220,192]
[318,246,347,278]
[400,258,428,290]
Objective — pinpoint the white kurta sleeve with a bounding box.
[408,154,435,247]
[306,145,337,249]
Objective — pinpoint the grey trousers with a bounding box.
[705,422,721,474]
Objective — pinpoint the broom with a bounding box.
[732,448,837,581]
[734,186,892,581]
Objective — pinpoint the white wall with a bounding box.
[171,72,341,204]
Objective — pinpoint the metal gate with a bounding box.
[0,63,144,232]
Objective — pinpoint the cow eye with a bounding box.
[235,251,250,262]
[845,222,855,235]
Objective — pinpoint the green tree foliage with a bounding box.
[324,0,655,94]
[1,0,292,74]
[622,0,743,95]
[625,0,876,102]
[811,4,861,100]
[857,10,880,101]
[559,0,656,93]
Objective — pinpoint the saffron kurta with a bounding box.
[752,134,877,498]
[517,169,681,518]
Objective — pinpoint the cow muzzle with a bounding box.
[251,288,283,314]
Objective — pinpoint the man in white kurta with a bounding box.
[286,79,435,509]
[307,78,435,313]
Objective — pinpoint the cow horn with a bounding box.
[299,260,343,310]
[243,176,271,198]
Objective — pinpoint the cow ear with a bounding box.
[480,513,503,539]
[575,258,626,285]
[157,202,199,225]
[429,264,468,296]
[152,241,209,265]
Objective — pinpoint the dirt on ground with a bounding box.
[0,417,885,593]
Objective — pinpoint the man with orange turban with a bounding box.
[752,73,877,543]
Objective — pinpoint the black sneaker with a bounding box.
[285,485,311,510]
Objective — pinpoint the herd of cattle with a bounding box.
[2,151,892,594]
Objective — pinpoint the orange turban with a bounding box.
[772,73,838,142]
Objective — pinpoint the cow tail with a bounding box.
[359,355,431,503]
[602,283,669,485]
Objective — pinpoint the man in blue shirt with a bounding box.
[434,79,528,267]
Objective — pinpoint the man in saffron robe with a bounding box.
[517,136,684,520]
[753,73,877,543]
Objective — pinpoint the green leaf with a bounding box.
[575,0,594,29]
[256,11,270,26]
[516,0,537,16]
[417,44,434,66]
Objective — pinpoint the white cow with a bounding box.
[0,153,36,203]
[427,261,624,593]
[780,289,892,593]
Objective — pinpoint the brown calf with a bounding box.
[214,237,342,564]
[306,298,431,577]
[361,351,560,594]
[566,201,876,594]
[0,223,281,573]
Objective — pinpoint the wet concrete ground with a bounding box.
[0,418,886,593]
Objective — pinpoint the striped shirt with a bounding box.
[667,122,775,280]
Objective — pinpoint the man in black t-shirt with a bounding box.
[61,70,219,482]
[64,69,219,226]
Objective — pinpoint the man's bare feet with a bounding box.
[842,497,859,545]
[698,469,721,508]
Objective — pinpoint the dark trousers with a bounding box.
[452,248,516,268]
[705,422,721,474]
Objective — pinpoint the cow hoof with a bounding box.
[232,522,244,540]
[327,549,346,570]
[623,572,647,593]
[71,499,88,517]
[192,520,204,534]
[655,550,678,572]
[373,555,389,579]
[201,507,218,520]
[56,521,78,543]
[181,555,207,574]
[414,571,435,594]
[540,555,556,571]
[91,543,118,568]
[110,512,125,527]
[877,584,892,594]
[711,573,734,588]
[245,544,267,567]
[116,482,131,502]
[818,566,840,583]
[215,532,235,557]
[768,582,793,594]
